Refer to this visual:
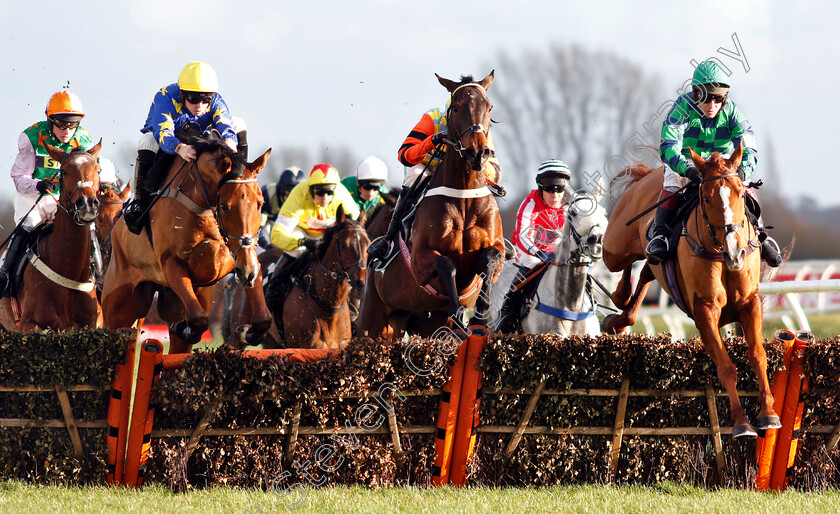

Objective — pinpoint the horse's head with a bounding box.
[689,142,751,271]
[437,71,495,172]
[319,205,370,290]
[44,140,102,224]
[566,191,609,262]
[216,149,270,288]
[96,181,131,244]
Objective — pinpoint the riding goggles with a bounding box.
[701,93,727,104]
[50,118,80,130]
[540,185,566,194]
[310,186,336,197]
[183,91,215,105]
[358,181,383,191]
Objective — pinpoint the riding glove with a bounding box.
[299,238,318,251]
[533,248,552,263]
[36,179,54,195]
[431,130,448,146]
[685,167,702,185]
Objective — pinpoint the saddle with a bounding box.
[263,251,317,343]
[645,188,700,262]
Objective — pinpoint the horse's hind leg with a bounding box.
[603,264,654,334]
[739,294,780,429]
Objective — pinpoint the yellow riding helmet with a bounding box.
[178,61,219,93]
[308,164,341,186]
[45,90,85,119]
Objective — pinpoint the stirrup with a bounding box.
[645,234,669,264]
[761,236,782,267]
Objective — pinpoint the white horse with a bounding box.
[489,190,609,336]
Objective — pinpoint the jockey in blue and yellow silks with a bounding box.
[122,61,248,234]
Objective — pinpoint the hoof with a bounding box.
[732,423,758,438]
[174,320,203,345]
[602,314,629,335]
[755,415,782,430]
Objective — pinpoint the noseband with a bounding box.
[444,83,490,159]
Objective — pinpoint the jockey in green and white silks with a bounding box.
[646,60,781,267]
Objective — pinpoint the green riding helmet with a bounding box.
[692,60,730,94]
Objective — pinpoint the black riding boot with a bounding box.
[495,290,525,333]
[368,194,405,261]
[755,216,783,267]
[123,149,157,235]
[645,203,677,265]
[236,130,248,161]
[0,229,27,298]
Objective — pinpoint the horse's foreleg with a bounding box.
[471,246,504,326]
[160,259,208,335]
[694,299,753,436]
[434,256,462,323]
[242,268,272,338]
[611,266,634,309]
[739,293,779,428]
[358,274,392,339]
[603,264,654,334]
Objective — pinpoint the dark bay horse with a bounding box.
[0,141,103,330]
[359,72,505,338]
[101,131,272,354]
[602,143,779,437]
[261,207,369,349]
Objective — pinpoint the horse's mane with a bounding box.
[456,75,477,86]
[609,163,656,202]
[178,128,247,177]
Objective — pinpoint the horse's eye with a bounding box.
[489,104,493,111]
[220,204,230,213]
[704,196,711,204]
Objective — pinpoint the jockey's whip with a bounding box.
[624,183,691,226]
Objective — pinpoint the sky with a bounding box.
[1,0,837,207]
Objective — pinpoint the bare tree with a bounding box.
[486,44,663,199]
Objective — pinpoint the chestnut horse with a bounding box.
[602,143,779,437]
[101,131,272,354]
[359,72,505,337]
[94,181,131,299]
[0,141,103,330]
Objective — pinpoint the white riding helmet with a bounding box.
[357,156,388,182]
[99,158,117,185]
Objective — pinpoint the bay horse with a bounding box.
[0,141,103,330]
[359,72,505,338]
[101,131,272,354]
[94,180,131,299]
[488,190,609,336]
[602,142,780,437]
[261,207,369,349]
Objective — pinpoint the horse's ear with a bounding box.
[44,143,67,165]
[436,73,459,93]
[119,181,132,200]
[479,70,495,91]
[688,147,706,173]
[357,206,367,226]
[729,140,743,171]
[88,139,103,159]
[335,204,346,225]
[248,148,272,176]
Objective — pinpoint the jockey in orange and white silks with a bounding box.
[270,164,360,257]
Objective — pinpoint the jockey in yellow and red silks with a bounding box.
[270,164,360,257]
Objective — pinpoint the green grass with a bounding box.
[1,482,839,513]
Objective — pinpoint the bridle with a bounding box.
[214,174,261,261]
[56,152,99,226]
[443,83,491,159]
[317,224,368,284]
[562,195,605,266]
[692,172,756,254]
